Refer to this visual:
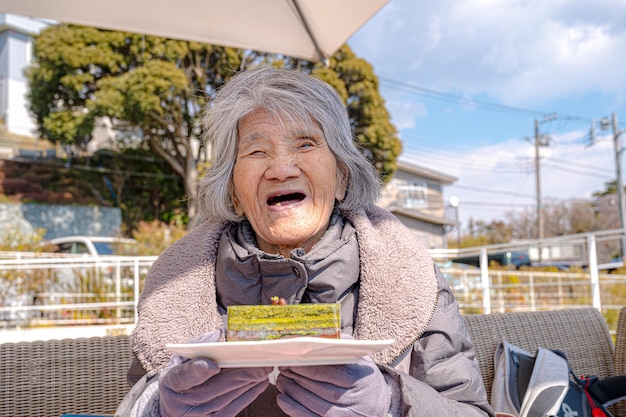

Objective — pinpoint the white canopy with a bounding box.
[0,0,389,62]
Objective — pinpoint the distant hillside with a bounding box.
[0,159,109,206]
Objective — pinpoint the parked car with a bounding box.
[451,250,532,269]
[44,235,139,297]
[46,235,138,257]
[436,261,482,290]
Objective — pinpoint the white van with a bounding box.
[47,235,137,257]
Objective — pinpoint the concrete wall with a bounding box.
[0,202,123,240]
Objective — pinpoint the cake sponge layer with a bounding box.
[227,303,341,341]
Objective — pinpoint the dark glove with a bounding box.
[159,330,273,417]
[275,335,391,416]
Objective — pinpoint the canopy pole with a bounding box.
[292,0,329,66]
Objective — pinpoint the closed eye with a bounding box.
[296,136,319,149]
[237,146,267,158]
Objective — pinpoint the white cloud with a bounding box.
[351,0,626,226]
[386,97,427,130]
[350,0,626,107]
[403,129,616,224]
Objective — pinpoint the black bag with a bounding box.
[559,373,626,417]
[492,340,626,417]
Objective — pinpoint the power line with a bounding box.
[542,162,612,179]
[402,130,617,180]
[461,201,535,208]
[401,141,533,174]
[545,156,614,175]
[377,76,626,223]
[448,184,535,199]
[380,77,546,117]
[404,153,525,174]
[379,76,626,128]
[460,196,595,211]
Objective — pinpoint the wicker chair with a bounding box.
[0,335,133,417]
[616,306,626,417]
[617,306,626,375]
[0,308,624,417]
[464,307,626,417]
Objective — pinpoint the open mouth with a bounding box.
[267,192,306,206]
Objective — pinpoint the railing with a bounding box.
[441,266,626,331]
[0,254,157,329]
[1,228,626,335]
[431,228,626,335]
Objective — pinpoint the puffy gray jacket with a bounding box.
[118,206,495,417]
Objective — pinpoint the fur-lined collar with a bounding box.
[132,206,438,372]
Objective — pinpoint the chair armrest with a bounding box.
[614,307,626,417]
[616,306,626,376]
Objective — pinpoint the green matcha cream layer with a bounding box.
[227,303,341,341]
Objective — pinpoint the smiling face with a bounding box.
[232,109,346,257]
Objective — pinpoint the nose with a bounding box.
[265,152,300,181]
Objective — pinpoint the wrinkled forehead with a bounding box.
[237,107,322,136]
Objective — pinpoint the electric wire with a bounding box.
[379,76,626,129]
[542,162,612,179]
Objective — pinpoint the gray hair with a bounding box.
[196,66,382,223]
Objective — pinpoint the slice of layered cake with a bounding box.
[227,299,341,341]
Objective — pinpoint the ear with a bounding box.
[231,189,244,216]
[335,166,348,202]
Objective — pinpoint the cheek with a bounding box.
[231,168,247,215]
[232,163,263,214]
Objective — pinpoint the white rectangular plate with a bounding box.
[165,337,394,367]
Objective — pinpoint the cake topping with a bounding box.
[270,296,288,305]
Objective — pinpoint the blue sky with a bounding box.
[348,0,626,228]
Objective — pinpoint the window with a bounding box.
[93,242,115,256]
[398,181,428,208]
[56,241,90,254]
[56,242,74,254]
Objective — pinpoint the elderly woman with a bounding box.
[117,66,495,417]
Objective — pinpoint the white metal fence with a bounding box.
[0,254,156,329]
[1,228,626,334]
[440,266,626,314]
[431,229,626,334]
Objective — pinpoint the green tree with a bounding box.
[279,46,402,182]
[27,25,242,219]
[27,25,400,222]
[316,46,402,181]
[457,217,512,248]
[593,179,620,197]
[76,149,187,229]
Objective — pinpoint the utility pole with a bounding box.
[535,119,544,243]
[531,115,555,264]
[612,113,626,261]
[590,112,626,261]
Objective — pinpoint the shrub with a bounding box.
[129,219,188,256]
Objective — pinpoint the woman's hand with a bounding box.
[158,330,272,417]
[275,356,391,417]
